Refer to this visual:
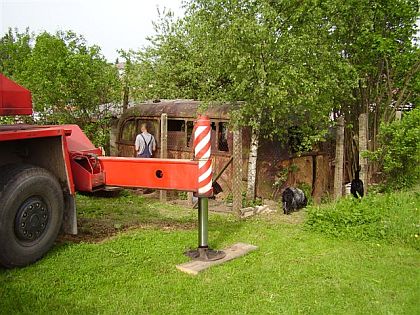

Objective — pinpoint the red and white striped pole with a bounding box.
[186,115,225,261]
[194,115,213,197]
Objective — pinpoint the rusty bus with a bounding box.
[111,100,333,202]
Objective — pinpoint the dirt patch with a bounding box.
[57,197,304,244]
[57,217,196,244]
[278,210,307,224]
[170,198,233,213]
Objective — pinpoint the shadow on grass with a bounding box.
[58,193,249,247]
[209,219,248,248]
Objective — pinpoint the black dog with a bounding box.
[282,187,308,215]
[350,170,364,198]
[212,181,223,196]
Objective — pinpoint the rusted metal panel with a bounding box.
[122,100,233,121]
[313,155,330,203]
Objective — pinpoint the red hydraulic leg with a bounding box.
[99,157,198,191]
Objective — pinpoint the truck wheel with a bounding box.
[0,164,64,268]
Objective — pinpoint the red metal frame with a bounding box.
[0,125,70,141]
[0,74,32,116]
[99,157,198,191]
[0,72,204,194]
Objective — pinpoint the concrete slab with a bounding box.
[176,242,258,275]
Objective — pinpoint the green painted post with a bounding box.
[198,197,208,247]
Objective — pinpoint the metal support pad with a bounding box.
[178,243,258,275]
[185,197,226,262]
[185,247,226,262]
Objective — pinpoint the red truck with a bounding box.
[0,74,211,268]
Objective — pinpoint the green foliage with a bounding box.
[334,0,419,167]
[82,120,111,149]
[366,108,420,189]
[178,191,188,200]
[0,29,122,148]
[272,168,290,190]
[0,28,32,78]
[273,164,299,190]
[0,116,16,124]
[128,0,358,148]
[148,0,419,157]
[223,191,263,207]
[242,191,263,208]
[224,192,233,204]
[306,189,420,250]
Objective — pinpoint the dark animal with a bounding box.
[212,181,223,196]
[282,187,308,215]
[350,170,364,198]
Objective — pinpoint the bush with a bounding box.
[366,108,420,190]
[305,189,420,250]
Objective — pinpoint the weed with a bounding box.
[306,189,420,250]
[365,108,420,190]
[223,192,263,208]
[178,191,188,200]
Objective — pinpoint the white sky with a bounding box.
[0,0,185,62]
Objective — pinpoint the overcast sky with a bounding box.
[1,0,185,61]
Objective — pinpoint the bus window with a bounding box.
[121,119,136,142]
[167,119,186,148]
[218,122,229,152]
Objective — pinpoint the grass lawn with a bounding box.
[1,192,419,314]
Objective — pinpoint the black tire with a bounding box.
[0,164,64,268]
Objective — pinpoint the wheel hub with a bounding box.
[15,197,49,242]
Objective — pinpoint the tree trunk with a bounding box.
[122,84,129,113]
[232,129,243,215]
[334,116,345,200]
[246,126,260,200]
[359,113,368,193]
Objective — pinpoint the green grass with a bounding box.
[306,188,420,249]
[1,191,419,314]
[73,192,198,236]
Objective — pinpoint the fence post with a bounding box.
[334,116,345,200]
[359,113,368,194]
[160,113,168,202]
[232,128,243,215]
